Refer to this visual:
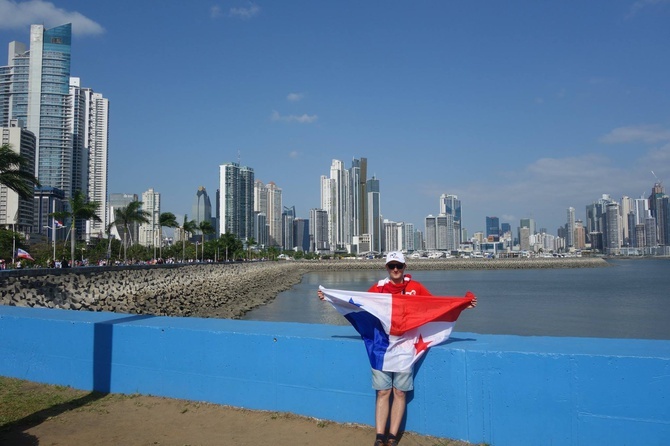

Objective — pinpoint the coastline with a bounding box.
[1,257,608,320]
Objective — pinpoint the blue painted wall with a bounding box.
[1,305,668,446]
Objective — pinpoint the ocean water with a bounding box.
[242,258,670,340]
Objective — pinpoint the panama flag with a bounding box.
[16,248,34,261]
[319,286,475,372]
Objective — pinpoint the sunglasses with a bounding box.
[387,263,405,270]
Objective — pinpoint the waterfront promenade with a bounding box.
[2,256,668,446]
[0,257,607,318]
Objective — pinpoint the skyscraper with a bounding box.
[282,205,295,250]
[139,188,160,248]
[2,24,72,193]
[605,202,621,253]
[1,119,36,232]
[266,182,282,247]
[321,159,351,251]
[219,162,254,241]
[486,216,500,239]
[108,193,139,245]
[566,207,575,248]
[192,186,212,226]
[366,175,381,253]
[1,24,109,240]
[69,78,109,239]
[649,181,669,246]
[353,157,368,236]
[309,208,328,253]
[439,194,461,248]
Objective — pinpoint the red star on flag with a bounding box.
[414,334,432,355]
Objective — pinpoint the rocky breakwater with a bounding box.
[0,262,308,319]
[0,257,607,319]
[294,256,609,271]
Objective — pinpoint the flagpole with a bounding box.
[12,223,16,267]
[52,200,56,262]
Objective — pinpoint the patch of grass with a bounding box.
[0,376,90,427]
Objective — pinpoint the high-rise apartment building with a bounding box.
[282,205,295,250]
[69,78,109,239]
[353,157,368,236]
[266,182,282,247]
[139,188,160,248]
[2,24,73,193]
[0,119,36,233]
[366,176,381,254]
[620,196,633,246]
[309,208,329,253]
[605,202,621,253]
[486,216,500,239]
[294,218,310,252]
[1,24,109,240]
[566,207,575,248]
[439,193,461,247]
[219,162,254,241]
[109,193,139,245]
[321,159,351,250]
[649,182,669,246]
[425,215,437,250]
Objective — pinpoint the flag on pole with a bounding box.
[54,220,64,228]
[319,286,475,372]
[16,248,35,261]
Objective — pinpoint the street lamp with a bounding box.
[43,223,65,263]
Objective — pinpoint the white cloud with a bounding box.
[210,6,222,19]
[600,125,670,144]
[627,0,670,18]
[289,150,299,158]
[0,0,104,35]
[229,2,260,19]
[271,110,318,124]
[287,93,304,102]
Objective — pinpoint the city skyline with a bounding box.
[0,1,669,235]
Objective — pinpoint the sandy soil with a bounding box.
[1,390,473,446]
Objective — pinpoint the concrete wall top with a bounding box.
[2,305,669,446]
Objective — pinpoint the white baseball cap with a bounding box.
[385,251,406,265]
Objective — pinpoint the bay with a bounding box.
[242,259,670,340]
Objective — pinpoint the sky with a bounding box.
[1,0,669,236]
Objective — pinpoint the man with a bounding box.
[319,251,477,446]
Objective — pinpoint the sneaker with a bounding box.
[387,439,398,446]
[373,439,385,446]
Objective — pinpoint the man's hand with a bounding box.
[317,289,325,300]
[467,295,477,309]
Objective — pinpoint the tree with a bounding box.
[198,220,215,261]
[111,201,150,262]
[0,143,40,200]
[159,212,178,259]
[246,237,256,260]
[218,232,242,262]
[52,191,101,264]
[181,215,197,262]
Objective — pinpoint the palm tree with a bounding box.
[181,215,197,262]
[246,237,256,260]
[158,212,178,259]
[51,191,102,265]
[0,143,40,200]
[111,201,150,262]
[198,220,215,261]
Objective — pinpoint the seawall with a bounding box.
[0,304,667,446]
[0,257,607,318]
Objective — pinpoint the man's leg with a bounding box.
[375,388,392,434]
[388,388,406,437]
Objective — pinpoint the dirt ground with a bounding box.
[1,388,474,446]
